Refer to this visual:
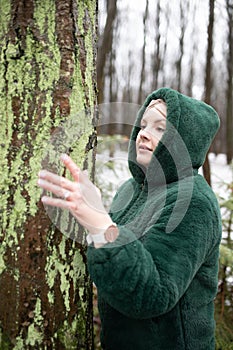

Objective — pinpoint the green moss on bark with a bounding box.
[0,0,97,348]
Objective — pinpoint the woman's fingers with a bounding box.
[38,154,81,189]
[37,155,110,234]
[38,155,97,213]
[41,195,75,210]
[38,170,75,191]
[60,154,80,182]
[38,178,75,200]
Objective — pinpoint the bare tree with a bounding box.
[151,1,162,90]
[186,40,196,97]
[137,0,149,104]
[186,5,198,98]
[161,4,171,87]
[97,0,117,103]
[175,0,189,92]
[123,50,134,103]
[203,0,215,185]
[0,1,97,348]
[226,0,233,164]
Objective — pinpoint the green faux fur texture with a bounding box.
[87,88,222,350]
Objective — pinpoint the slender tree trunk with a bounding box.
[152,1,161,90]
[97,0,117,104]
[137,0,149,105]
[108,47,119,135]
[161,4,170,87]
[123,50,133,103]
[186,49,195,97]
[226,0,233,164]
[0,1,97,349]
[175,0,188,92]
[203,0,215,186]
[186,2,198,97]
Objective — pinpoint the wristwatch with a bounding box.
[86,223,119,245]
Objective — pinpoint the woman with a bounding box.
[38,87,222,349]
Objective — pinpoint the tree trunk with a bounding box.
[137,0,149,105]
[226,0,233,164]
[0,1,97,349]
[97,0,117,104]
[176,0,190,92]
[203,0,215,186]
[186,2,198,98]
[152,1,161,90]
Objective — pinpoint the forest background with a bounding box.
[96,0,233,349]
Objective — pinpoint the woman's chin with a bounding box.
[136,155,151,168]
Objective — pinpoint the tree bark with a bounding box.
[0,0,97,349]
[97,0,117,103]
[152,1,161,90]
[137,0,149,105]
[203,0,215,186]
[186,1,198,98]
[226,0,233,164]
[175,1,189,92]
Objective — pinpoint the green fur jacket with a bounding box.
[87,88,222,350]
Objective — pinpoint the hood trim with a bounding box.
[128,88,220,186]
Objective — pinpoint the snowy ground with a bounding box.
[209,153,232,242]
[208,153,232,198]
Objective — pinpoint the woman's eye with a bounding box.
[140,125,146,130]
[156,126,165,133]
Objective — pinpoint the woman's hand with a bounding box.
[37,154,113,235]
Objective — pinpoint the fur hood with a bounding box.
[128,88,220,185]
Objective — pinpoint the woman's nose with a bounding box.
[139,129,150,140]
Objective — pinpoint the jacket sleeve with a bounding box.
[87,187,221,320]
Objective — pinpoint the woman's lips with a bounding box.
[138,145,152,151]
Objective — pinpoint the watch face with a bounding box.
[104,226,118,243]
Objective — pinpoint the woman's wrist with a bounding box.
[87,214,114,235]
[87,222,119,248]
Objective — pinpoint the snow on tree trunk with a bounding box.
[0,0,97,348]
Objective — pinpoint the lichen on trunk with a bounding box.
[0,0,97,348]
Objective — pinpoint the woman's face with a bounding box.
[136,100,167,168]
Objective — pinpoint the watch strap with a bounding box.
[86,223,118,245]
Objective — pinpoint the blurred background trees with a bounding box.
[97,0,233,348]
[98,0,232,161]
